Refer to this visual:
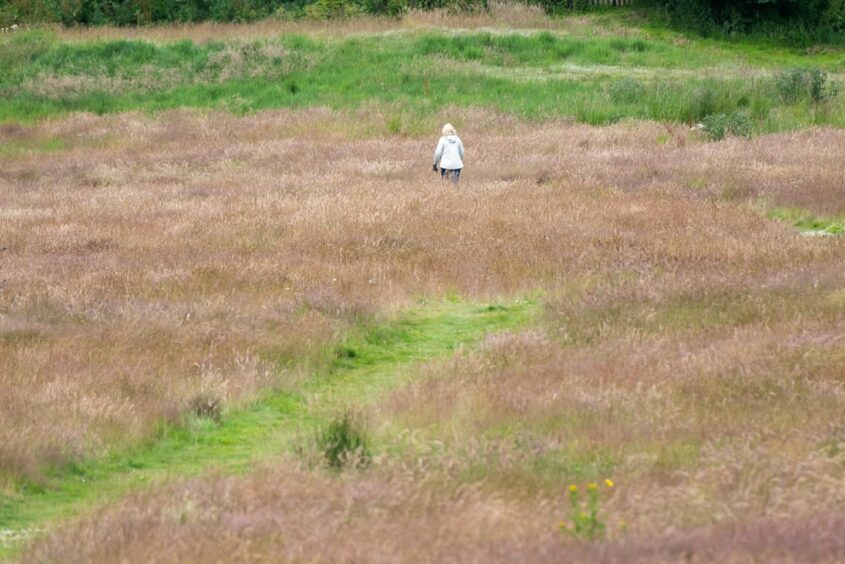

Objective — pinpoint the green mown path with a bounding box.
[0,299,537,560]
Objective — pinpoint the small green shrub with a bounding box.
[702,113,728,140]
[726,110,753,138]
[775,68,839,103]
[826,222,845,235]
[316,412,370,469]
[702,110,752,141]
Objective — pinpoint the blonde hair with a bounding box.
[442,123,457,136]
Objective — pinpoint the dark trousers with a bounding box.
[440,168,461,183]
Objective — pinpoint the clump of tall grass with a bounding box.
[316,411,371,469]
[187,391,223,423]
[607,77,646,104]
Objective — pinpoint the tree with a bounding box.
[646,0,843,40]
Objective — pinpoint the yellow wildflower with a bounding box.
[604,479,615,488]
[568,484,578,493]
[587,482,598,491]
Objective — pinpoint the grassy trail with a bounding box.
[0,299,537,560]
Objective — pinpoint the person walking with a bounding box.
[432,123,464,183]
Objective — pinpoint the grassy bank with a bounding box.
[1,23,843,131]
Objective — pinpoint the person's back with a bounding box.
[433,123,464,183]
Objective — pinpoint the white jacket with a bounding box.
[433,135,464,170]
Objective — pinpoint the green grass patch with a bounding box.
[768,207,845,235]
[0,136,65,156]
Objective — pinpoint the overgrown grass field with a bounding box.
[2,6,845,562]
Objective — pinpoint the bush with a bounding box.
[826,0,845,32]
[316,412,370,469]
[0,0,493,24]
[775,68,839,103]
[643,0,845,44]
[702,110,752,141]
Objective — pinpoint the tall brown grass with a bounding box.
[5,107,845,560]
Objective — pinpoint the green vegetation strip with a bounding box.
[0,298,537,559]
[768,207,845,236]
[0,29,843,131]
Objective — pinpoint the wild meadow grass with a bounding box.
[2,106,843,561]
[2,8,845,562]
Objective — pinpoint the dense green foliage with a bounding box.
[644,0,845,44]
[2,0,843,46]
[0,0,488,25]
[1,0,843,47]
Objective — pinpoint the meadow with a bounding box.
[2,5,845,562]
